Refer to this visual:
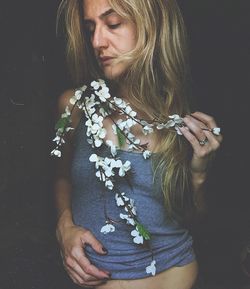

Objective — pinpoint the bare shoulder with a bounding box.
[57,89,82,130]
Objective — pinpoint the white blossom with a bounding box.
[91,80,101,90]
[142,124,154,135]
[131,229,144,244]
[127,132,140,145]
[120,213,136,226]
[80,85,87,92]
[92,113,104,125]
[86,120,100,136]
[69,97,77,105]
[110,159,122,169]
[115,193,129,206]
[116,119,127,131]
[146,260,156,276]
[53,136,65,145]
[75,90,83,100]
[94,138,103,147]
[125,106,137,117]
[124,199,137,215]
[96,170,106,181]
[96,127,106,139]
[140,120,149,126]
[175,126,183,135]
[118,160,131,177]
[89,153,98,162]
[113,97,126,108]
[87,138,93,145]
[89,154,103,169]
[157,114,184,130]
[100,223,115,234]
[61,106,71,118]
[50,149,61,157]
[116,195,125,207]
[156,123,165,130]
[95,86,111,102]
[125,118,136,129]
[128,143,138,151]
[143,150,152,159]
[112,124,118,135]
[169,114,183,123]
[69,90,83,105]
[105,179,114,190]
[84,94,98,115]
[156,120,175,129]
[106,140,117,157]
[103,166,114,178]
[212,127,221,135]
[65,127,74,132]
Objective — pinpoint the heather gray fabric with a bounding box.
[71,115,195,279]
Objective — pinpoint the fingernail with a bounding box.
[102,247,108,254]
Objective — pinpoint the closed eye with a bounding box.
[108,23,121,29]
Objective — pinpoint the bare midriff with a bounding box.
[96,260,198,289]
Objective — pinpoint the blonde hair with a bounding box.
[57,0,194,220]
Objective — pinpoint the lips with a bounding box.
[99,56,114,65]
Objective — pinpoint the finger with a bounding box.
[82,230,109,255]
[179,126,204,154]
[76,253,111,279]
[190,111,218,129]
[65,256,101,282]
[67,269,85,286]
[180,126,221,158]
[70,246,110,279]
[188,113,223,144]
[183,115,207,143]
[203,130,221,151]
[67,269,107,287]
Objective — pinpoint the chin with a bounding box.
[103,64,128,80]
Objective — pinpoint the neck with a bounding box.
[111,81,129,101]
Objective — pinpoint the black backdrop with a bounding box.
[0,1,249,288]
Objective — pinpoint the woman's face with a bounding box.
[83,0,137,80]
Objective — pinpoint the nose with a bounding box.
[92,25,108,50]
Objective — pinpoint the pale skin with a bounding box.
[55,0,223,288]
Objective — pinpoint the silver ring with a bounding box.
[199,137,208,146]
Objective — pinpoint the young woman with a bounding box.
[53,0,222,288]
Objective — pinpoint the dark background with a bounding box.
[0,1,249,288]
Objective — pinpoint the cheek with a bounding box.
[124,29,137,51]
[117,36,136,53]
[115,26,137,53]
[127,34,137,51]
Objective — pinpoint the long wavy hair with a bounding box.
[57,0,195,221]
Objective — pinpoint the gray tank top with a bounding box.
[71,115,195,279]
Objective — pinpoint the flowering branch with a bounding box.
[51,79,191,276]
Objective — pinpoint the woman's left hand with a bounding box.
[179,111,223,174]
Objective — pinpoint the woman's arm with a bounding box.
[53,90,111,287]
[54,89,79,232]
[179,111,223,215]
[191,171,207,214]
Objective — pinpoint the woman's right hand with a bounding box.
[56,224,111,287]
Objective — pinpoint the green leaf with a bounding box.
[136,222,151,241]
[55,116,70,130]
[101,103,111,114]
[116,127,126,148]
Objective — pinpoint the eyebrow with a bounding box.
[84,8,116,21]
